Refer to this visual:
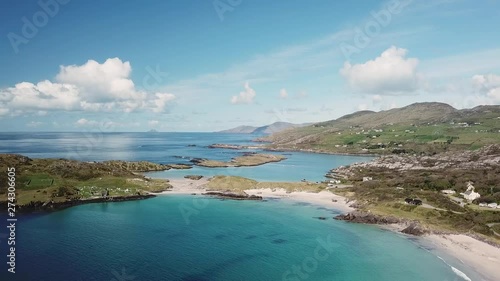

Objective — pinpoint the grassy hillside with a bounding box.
[205,175,326,195]
[329,145,500,242]
[260,103,500,155]
[0,155,172,206]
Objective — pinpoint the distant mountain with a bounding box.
[316,102,459,128]
[147,129,159,133]
[219,122,308,134]
[260,102,500,155]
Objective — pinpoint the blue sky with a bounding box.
[1,0,499,132]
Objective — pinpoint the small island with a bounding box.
[191,153,286,168]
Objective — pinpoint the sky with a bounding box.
[0,0,499,132]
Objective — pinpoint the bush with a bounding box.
[53,186,77,197]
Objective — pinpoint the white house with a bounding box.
[460,182,481,201]
[441,189,456,195]
[363,177,373,182]
[488,203,498,209]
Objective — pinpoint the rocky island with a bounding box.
[191,153,286,167]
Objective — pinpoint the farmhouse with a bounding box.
[460,182,481,201]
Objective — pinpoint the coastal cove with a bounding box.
[2,194,483,281]
[0,132,497,280]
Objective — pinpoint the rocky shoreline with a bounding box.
[334,211,428,236]
[203,191,263,200]
[11,194,156,213]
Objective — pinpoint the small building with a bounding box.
[441,189,456,195]
[460,182,481,201]
[362,177,373,182]
[488,203,498,209]
[479,203,487,207]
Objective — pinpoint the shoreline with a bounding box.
[159,178,499,280]
[155,178,355,213]
[424,234,500,281]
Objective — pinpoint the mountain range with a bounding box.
[258,102,500,155]
[218,121,308,134]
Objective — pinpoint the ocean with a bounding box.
[0,132,479,280]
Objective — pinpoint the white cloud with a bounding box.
[0,108,9,116]
[372,95,383,103]
[231,82,256,104]
[75,118,122,128]
[150,93,176,113]
[472,74,500,103]
[56,58,145,102]
[0,58,176,116]
[26,121,43,127]
[75,118,98,127]
[2,80,81,111]
[357,104,369,111]
[286,107,307,112]
[148,120,159,126]
[279,88,288,99]
[340,46,422,94]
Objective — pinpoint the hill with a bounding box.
[259,102,500,155]
[219,121,307,134]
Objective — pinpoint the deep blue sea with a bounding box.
[0,132,480,280]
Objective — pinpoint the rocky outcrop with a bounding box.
[15,194,156,213]
[401,222,427,236]
[335,212,428,236]
[203,191,262,200]
[334,211,401,224]
[167,163,192,169]
[184,175,203,180]
[208,144,247,150]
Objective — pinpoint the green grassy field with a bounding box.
[263,104,500,155]
[205,175,326,194]
[0,155,173,206]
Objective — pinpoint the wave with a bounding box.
[437,256,472,281]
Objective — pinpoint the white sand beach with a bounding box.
[157,178,354,212]
[160,178,210,194]
[425,234,500,281]
[244,188,354,213]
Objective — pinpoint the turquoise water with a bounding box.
[0,132,373,182]
[147,152,374,182]
[3,196,473,281]
[0,132,480,280]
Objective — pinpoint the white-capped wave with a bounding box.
[437,256,472,281]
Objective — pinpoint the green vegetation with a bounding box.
[329,146,500,243]
[0,155,172,207]
[260,103,500,155]
[206,175,325,195]
[195,153,286,167]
